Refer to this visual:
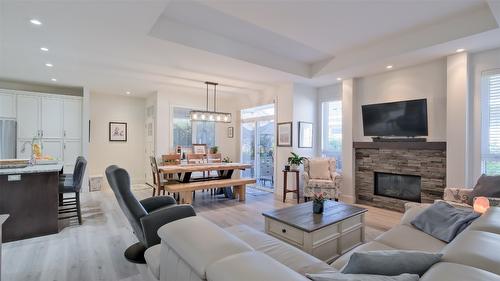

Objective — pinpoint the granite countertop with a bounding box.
[0,214,8,225]
[0,163,63,175]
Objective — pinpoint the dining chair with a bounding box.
[206,153,222,195]
[162,153,181,165]
[150,156,167,197]
[187,153,207,177]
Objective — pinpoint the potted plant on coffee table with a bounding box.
[313,192,327,214]
[287,152,305,171]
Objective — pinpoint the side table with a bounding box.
[282,170,300,204]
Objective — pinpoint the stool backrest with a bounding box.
[206,153,222,163]
[187,153,205,164]
[72,156,87,192]
[162,154,181,165]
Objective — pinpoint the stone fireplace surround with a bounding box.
[354,142,446,212]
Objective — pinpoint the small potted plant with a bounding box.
[313,192,327,214]
[210,146,219,154]
[222,156,232,163]
[287,152,305,171]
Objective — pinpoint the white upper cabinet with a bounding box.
[0,93,16,118]
[17,95,40,139]
[41,98,63,138]
[63,99,82,139]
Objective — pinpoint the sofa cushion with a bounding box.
[306,272,419,281]
[225,224,332,275]
[375,225,446,252]
[309,159,331,180]
[400,203,431,226]
[157,216,253,279]
[341,250,442,276]
[206,251,309,281]
[421,262,500,281]
[441,230,500,275]
[468,206,500,235]
[331,241,397,270]
[469,174,500,204]
[144,244,161,280]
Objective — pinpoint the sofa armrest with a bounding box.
[140,205,196,248]
[443,187,473,205]
[140,196,177,213]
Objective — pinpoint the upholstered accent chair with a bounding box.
[303,158,342,201]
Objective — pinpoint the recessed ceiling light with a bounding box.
[126,91,131,95]
[386,65,393,69]
[51,78,57,82]
[30,19,42,25]
[456,48,465,53]
[337,77,342,81]
[40,47,49,52]
[45,63,53,67]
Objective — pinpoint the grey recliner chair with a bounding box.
[105,165,196,263]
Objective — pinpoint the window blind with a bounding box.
[482,71,500,175]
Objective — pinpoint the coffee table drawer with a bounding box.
[268,220,303,246]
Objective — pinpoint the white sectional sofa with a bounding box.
[145,206,500,281]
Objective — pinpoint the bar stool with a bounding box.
[58,157,87,224]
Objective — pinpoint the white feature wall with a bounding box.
[353,59,447,141]
[89,93,146,184]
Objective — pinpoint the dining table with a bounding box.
[158,162,252,182]
[158,162,253,199]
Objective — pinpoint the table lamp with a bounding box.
[473,197,490,214]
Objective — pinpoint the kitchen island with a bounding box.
[0,164,62,242]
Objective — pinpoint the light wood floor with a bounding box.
[2,186,402,281]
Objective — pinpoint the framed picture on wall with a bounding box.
[298,121,313,148]
[109,122,127,142]
[228,127,234,138]
[277,122,293,147]
[192,144,207,154]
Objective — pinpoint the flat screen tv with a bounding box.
[362,99,428,137]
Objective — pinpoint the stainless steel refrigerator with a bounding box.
[0,119,16,159]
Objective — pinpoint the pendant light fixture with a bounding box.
[190,82,232,123]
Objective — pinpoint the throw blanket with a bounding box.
[411,201,480,243]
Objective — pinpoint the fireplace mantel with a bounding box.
[353,141,446,150]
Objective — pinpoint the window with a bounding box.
[482,70,500,175]
[321,100,342,169]
[172,107,215,148]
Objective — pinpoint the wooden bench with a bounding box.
[165,178,256,204]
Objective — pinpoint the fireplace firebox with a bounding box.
[374,172,421,203]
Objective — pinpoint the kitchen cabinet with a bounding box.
[63,99,82,139]
[41,98,63,139]
[5,90,83,170]
[17,95,40,139]
[0,92,16,118]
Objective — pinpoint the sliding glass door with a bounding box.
[240,104,275,191]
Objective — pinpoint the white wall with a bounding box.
[293,83,318,158]
[470,47,500,186]
[89,93,146,184]
[447,53,470,187]
[353,59,447,141]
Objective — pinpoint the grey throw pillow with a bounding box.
[306,272,419,281]
[469,174,500,205]
[341,251,442,276]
